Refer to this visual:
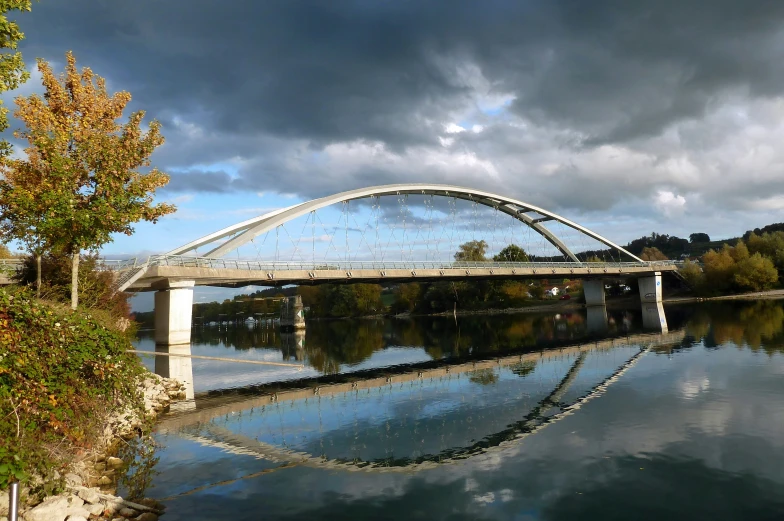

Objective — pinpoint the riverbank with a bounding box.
[663,288,784,304]
[2,372,187,521]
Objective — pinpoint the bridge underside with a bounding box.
[129,263,677,291]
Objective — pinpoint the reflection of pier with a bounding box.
[174,334,677,473]
[157,329,685,433]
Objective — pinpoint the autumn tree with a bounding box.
[734,253,778,292]
[640,246,668,261]
[455,240,488,262]
[3,52,175,309]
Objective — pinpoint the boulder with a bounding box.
[64,473,83,487]
[84,502,105,516]
[25,496,70,521]
[76,487,101,505]
[106,457,124,469]
[135,513,159,521]
[118,506,139,517]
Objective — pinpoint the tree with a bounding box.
[493,244,529,262]
[734,253,778,292]
[702,246,736,293]
[0,0,34,158]
[679,259,704,289]
[455,240,488,262]
[640,246,668,261]
[689,233,710,243]
[3,52,175,309]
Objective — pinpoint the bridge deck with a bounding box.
[128,258,678,291]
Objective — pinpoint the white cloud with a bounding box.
[654,190,687,218]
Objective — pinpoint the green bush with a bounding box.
[0,287,144,490]
[15,253,133,323]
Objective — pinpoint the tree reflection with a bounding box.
[684,301,784,355]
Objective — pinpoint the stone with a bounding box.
[94,462,107,472]
[84,502,105,516]
[64,504,91,520]
[64,473,83,487]
[76,487,101,505]
[66,516,88,521]
[106,457,124,469]
[66,497,84,509]
[134,514,158,521]
[0,491,8,516]
[118,507,139,517]
[137,498,165,511]
[98,476,113,486]
[25,496,69,521]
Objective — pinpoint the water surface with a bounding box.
[129,300,784,520]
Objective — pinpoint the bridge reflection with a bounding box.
[157,330,684,474]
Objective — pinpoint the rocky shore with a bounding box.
[1,373,187,521]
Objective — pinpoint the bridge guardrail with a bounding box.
[1,255,684,273]
[137,255,681,272]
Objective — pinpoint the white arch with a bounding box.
[166,184,643,262]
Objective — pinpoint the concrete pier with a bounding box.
[583,279,606,306]
[154,279,195,345]
[280,295,306,331]
[638,272,663,303]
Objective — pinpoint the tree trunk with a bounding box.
[35,254,41,298]
[71,251,79,310]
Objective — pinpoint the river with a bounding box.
[129,299,784,520]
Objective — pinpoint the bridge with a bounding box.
[3,183,679,344]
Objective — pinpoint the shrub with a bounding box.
[0,287,144,490]
[15,252,132,324]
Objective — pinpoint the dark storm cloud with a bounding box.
[18,0,784,149]
[11,0,784,221]
[162,170,236,193]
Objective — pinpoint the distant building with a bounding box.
[545,287,560,297]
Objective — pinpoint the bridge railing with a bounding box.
[139,255,680,272]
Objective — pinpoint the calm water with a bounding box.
[128,300,784,520]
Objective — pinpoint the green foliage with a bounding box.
[493,244,529,262]
[734,253,778,292]
[0,0,33,157]
[454,240,488,262]
[679,259,704,289]
[0,287,144,489]
[391,283,421,313]
[0,52,175,308]
[299,284,383,318]
[689,233,710,243]
[15,253,133,323]
[690,240,780,295]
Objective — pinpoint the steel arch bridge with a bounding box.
[117,184,676,292]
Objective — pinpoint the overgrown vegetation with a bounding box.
[15,252,134,326]
[680,234,780,295]
[0,287,144,491]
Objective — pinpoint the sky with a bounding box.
[5,0,784,309]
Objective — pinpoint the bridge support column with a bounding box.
[583,279,606,306]
[154,279,195,345]
[638,272,663,303]
[280,295,306,331]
